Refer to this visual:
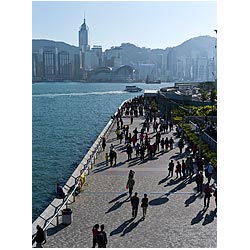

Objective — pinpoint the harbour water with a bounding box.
[32,81,174,221]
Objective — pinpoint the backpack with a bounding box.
[97,231,105,245]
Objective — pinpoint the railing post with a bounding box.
[56,214,59,226]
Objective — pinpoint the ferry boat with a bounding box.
[124,86,143,92]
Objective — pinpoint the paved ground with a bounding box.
[43,116,217,248]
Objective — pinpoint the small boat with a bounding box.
[124,86,143,92]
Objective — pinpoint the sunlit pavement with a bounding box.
[44,116,216,248]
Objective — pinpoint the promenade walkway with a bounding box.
[43,115,217,248]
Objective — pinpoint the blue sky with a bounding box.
[32,1,217,50]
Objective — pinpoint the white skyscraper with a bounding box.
[79,18,89,52]
[79,18,90,74]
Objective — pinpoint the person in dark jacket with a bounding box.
[57,183,66,199]
[141,193,148,219]
[168,160,174,177]
[204,183,212,208]
[127,177,135,198]
[92,224,99,248]
[195,171,204,194]
[178,138,184,154]
[97,224,107,248]
[130,192,139,218]
[33,225,46,248]
[126,143,133,161]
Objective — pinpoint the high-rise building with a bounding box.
[43,47,57,80]
[58,51,70,79]
[79,18,90,76]
[79,18,89,52]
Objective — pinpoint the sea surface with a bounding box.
[32,81,174,222]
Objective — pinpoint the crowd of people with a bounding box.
[92,98,216,246]
[34,96,217,248]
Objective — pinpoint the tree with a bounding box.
[210,88,217,112]
[201,89,208,117]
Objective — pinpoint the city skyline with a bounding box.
[32,1,217,51]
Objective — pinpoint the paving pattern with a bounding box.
[43,116,217,248]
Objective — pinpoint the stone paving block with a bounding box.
[43,115,217,248]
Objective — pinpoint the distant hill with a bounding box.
[173,35,216,57]
[32,39,79,60]
[32,35,216,64]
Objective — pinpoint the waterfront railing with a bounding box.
[32,98,130,245]
[188,120,217,151]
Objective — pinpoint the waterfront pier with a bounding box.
[33,101,217,248]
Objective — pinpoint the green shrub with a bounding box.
[182,123,217,169]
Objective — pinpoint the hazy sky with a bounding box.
[32,0,217,50]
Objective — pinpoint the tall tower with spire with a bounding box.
[79,15,90,77]
[79,18,89,52]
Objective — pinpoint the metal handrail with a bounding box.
[189,120,217,151]
[32,98,132,242]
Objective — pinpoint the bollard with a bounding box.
[62,208,72,225]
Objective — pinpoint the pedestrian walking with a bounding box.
[141,193,148,219]
[186,156,194,178]
[105,153,109,166]
[130,115,133,124]
[169,137,174,150]
[109,150,114,167]
[97,224,107,248]
[164,137,169,152]
[181,159,187,178]
[197,157,204,172]
[119,131,123,144]
[102,137,106,151]
[113,150,117,167]
[175,161,182,178]
[178,138,184,154]
[204,183,212,208]
[168,160,174,177]
[205,162,214,184]
[160,138,165,152]
[135,142,140,157]
[92,224,99,248]
[128,169,135,179]
[195,171,204,194]
[131,192,140,218]
[33,225,46,248]
[140,144,145,162]
[126,177,135,197]
[126,143,133,161]
[133,127,138,141]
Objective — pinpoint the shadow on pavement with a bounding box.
[158,176,171,185]
[107,137,117,143]
[191,208,208,225]
[149,195,169,206]
[109,193,127,204]
[92,165,111,174]
[109,218,134,236]
[185,193,200,207]
[164,177,183,187]
[106,197,129,214]
[46,223,68,236]
[120,217,144,236]
[202,208,217,226]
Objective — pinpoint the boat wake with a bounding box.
[32,90,127,98]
